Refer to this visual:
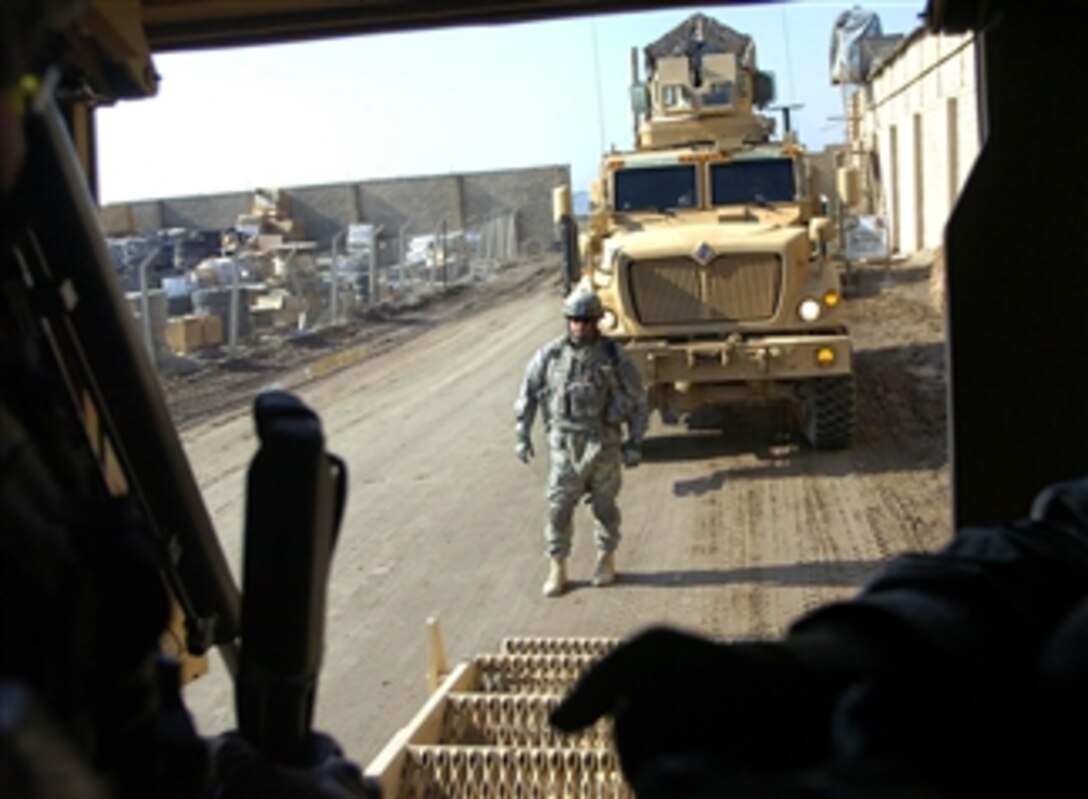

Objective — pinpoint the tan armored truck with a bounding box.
[557,13,855,449]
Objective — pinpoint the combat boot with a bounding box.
[592,551,616,587]
[542,557,567,597]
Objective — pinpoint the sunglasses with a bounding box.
[568,317,597,324]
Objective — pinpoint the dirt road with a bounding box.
[176,254,952,766]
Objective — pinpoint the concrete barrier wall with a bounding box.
[160,192,251,230]
[463,165,568,253]
[358,175,462,239]
[287,183,357,246]
[103,165,570,255]
[130,202,163,233]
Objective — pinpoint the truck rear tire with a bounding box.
[802,376,856,450]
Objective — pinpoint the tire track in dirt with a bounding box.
[797,477,865,612]
[679,257,952,642]
[738,486,778,638]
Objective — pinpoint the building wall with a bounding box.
[855,29,979,254]
[102,165,570,257]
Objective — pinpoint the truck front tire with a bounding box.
[802,376,856,450]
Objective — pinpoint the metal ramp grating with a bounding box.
[367,635,632,798]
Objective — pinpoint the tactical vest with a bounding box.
[543,338,621,433]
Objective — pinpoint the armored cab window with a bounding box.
[710,158,796,205]
[614,165,698,211]
[703,81,733,108]
[698,52,737,110]
[662,84,694,111]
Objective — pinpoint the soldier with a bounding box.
[514,287,648,597]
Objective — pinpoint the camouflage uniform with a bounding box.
[515,333,648,558]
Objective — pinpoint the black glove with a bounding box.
[213,731,381,799]
[621,439,642,468]
[549,627,846,793]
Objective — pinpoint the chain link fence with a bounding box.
[117,210,527,369]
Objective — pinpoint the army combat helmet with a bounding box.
[563,288,604,320]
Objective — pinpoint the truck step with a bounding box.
[440,693,608,749]
[366,633,630,797]
[472,652,608,695]
[398,744,630,798]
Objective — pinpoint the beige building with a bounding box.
[845,26,980,255]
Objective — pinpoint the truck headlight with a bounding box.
[798,298,822,322]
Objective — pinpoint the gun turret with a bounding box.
[630,12,777,150]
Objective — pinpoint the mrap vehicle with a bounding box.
[555,13,855,449]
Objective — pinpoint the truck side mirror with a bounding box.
[552,185,572,225]
[809,217,837,253]
[589,179,604,212]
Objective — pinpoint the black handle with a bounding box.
[236,390,346,766]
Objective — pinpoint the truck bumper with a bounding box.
[626,333,853,385]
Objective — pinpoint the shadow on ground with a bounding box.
[567,558,886,591]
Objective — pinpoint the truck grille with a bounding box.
[627,253,782,325]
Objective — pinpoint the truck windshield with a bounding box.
[613,165,698,212]
[710,158,796,205]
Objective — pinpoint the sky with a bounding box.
[94,1,927,206]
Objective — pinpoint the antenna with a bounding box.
[780,7,797,107]
[591,20,606,154]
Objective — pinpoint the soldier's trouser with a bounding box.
[545,430,622,558]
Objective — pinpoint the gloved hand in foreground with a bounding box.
[549,626,852,794]
[621,439,642,468]
[515,437,534,464]
[213,731,381,799]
